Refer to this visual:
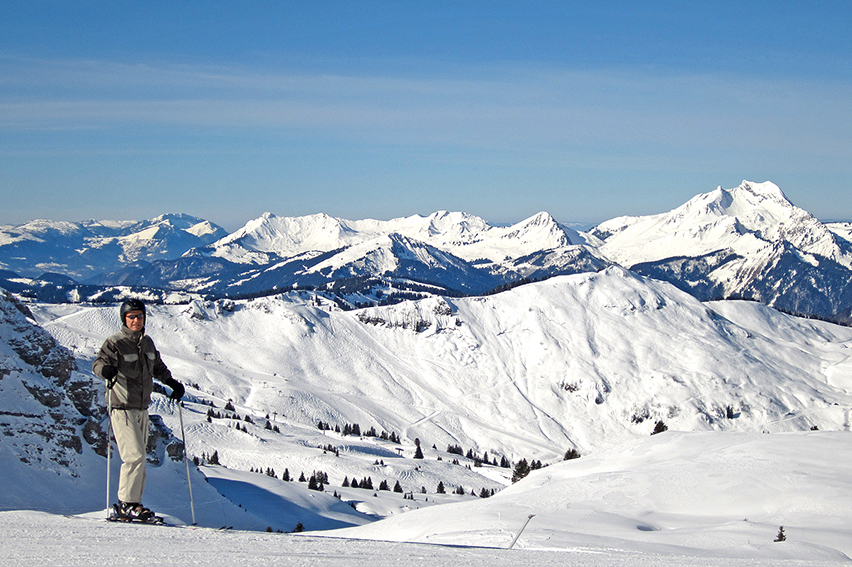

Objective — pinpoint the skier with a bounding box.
[93,298,185,522]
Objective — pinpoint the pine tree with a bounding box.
[413,445,424,459]
[208,450,220,465]
[393,481,403,493]
[436,481,445,494]
[652,420,668,435]
[775,526,787,542]
[512,459,530,483]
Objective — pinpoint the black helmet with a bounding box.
[120,299,146,327]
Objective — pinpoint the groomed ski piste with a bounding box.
[3,431,851,566]
[3,269,852,565]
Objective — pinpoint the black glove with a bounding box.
[165,378,185,401]
[101,365,118,388]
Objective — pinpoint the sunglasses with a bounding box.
[126,314,145,320]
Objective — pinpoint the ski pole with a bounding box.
[508,514,535,549]
[178,402,196,525]
[105,383,112,519]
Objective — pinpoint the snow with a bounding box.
[4,261,852,564]
[5,512,837,567]
[2,431,851,566]
[329,431,852,558]
[826,222,852,243]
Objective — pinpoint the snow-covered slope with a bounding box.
[3,432,851,564]
[5,265,852,561]
[332,430,852,560]
[28,268,852,460]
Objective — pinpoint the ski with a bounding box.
[107,513,165,525]
[107,515,165,525]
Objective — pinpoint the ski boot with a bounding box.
[109,502,163,524]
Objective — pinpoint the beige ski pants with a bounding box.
[111,408,148,504]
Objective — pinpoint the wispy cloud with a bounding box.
[1,55,850,167]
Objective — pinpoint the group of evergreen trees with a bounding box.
[206,406,280,433]
[317,420,401,443]
[511,458,545,483]
[445,444,511,468]
[342,476,376,490]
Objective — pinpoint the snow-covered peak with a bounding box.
[147,213,212,230]
[211,212,355,262]
[419,210,491,240]
[0,219,85,245]
[186,220,227,240]
[501,212,571,244]
[594,180,849,268]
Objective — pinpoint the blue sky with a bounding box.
[1,1,851,231]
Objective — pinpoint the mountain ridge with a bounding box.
[1,180,850,320]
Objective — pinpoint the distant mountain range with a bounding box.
[2,181,851,322]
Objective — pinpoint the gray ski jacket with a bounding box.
[93,326,172,410]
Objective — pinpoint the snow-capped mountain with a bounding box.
[0,214,228,281]
[591,181,852,320]
[205,210,587,267]
[111,210,601,299]
[593,181,849,267]
[117,232,503,298]
[2,180,851,321]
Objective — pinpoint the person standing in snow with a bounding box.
[93,298,185,521]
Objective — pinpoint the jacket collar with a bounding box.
[120,326,145,342]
